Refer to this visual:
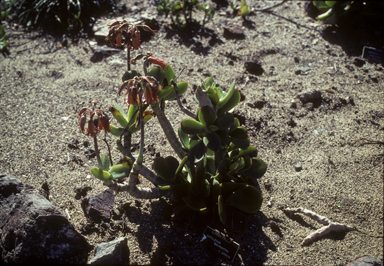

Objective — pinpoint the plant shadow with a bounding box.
[164,23,224,56]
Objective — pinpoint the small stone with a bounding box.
[346,256,381,266]
[368,73,378,82]
[313,129,319,136]
[298,90,322,104]
[61,116,69,121]
[223,26,245,39]
[290,100,297,109]
[294,164,302,172]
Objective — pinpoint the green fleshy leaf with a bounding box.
[202,179,210,198]
[90,167,112,184]
[147,66,165,84]
[225,207,248,232]
[122,70,141,82]
[198,106,216,127]
[110,106,128,127]
[204,77,215,88]
[100,155,110,171]
[163,81,188,101]
[174,156,188,183]
[220,182,248,195]
[165,156,179,179]
[215,113,234,130]
[230,127,250,149]
[203,131,221,151]
[128,111,154,133]
[313,1,329,10]
[238,158,267,179]
[226,185,263,213]
[157,85,174,99]
[217,80,236,109]
[110,125,126,137]
[239,5,251,16]
[109,162,131,179]
[208,125,219,131]
[189,139,207,163]
[182,197,207,212]
[217,89,241,116]
[153,157,172,182]
[206,86,220,106]
[127,104,139,127]
[238,146,258,158]
[192,156,206,197]
[206,156,217,175]
[113,101,127,120]
[181,119,205,135]
[325,1,337,7]
[163,65,175,86]
[178,127,190,149]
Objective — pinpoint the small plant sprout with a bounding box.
[77,20,267,232]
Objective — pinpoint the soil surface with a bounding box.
[0,1,383,265]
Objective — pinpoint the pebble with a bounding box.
[294,164,302,172]
[61,116,69,121]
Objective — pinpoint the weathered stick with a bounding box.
[284,207,354,246]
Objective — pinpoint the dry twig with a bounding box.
[284,207,354,246]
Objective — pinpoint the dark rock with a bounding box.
[248,99,266,109]
[88,237,129,265]
[41,181,50,200]
[68,139,79,149]
[346,256,381,266]
[298,90,322,104]
[0,174,89,263]
[81,188,115,223]
[368,74,378,83]
[74,186,93,200]
[90,47,123,63]
[294,164,302,172]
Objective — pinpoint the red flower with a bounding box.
[77,107,110,136]
[147,56,166,70]
[131,28,141,50]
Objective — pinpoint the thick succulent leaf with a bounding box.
[218,158,231,173]
[202,179,210,198]
[215,113,234,130]
[206,156,217,175]
[174,156,188,183]
[110,106,128,127]
[238,146,258,158]
[217,89,241,116]
[153,157,172,182]
[163,81,188,101]
[182,197,207,212]
[240,155,252,172]
[158,185,171,190]
[122,70,141,82]
[110,125,125,137]
[206,86,220,106]
[313,1,329,10]
[181,119,205,135]
[163,65,175,86]
[113,101,127,120]
[147,66,165,84]
[218,195,226,224]
[127,104,139,127]
[216,130,231,146]
[165,156,179,179]
[100,155,110,171]
[235,157,245,172]
[230,127,250,150]
[325,1,337,7]
[192,157,206,197]
[220,182,248,195]
[231,117,240,130]
[128,111,154,133]
[204,77,215,88]
[189,139,207,163]
[238,5,251,16]
[90,167,111,181]
[238,158,267,179]
[217,80,236,109]
[198,106,217,127]
[208,125,219,131]
[203,131,221,151]
[172,183,189,203]
[109,161,132,180]
[157,85,174,99]
[226,185,263,213]
[178,127,190,149]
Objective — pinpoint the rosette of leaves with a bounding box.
[153,77,267,232]
[90,155,132,186]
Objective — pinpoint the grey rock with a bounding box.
[346,256,381,266]
[223,25,245,39]
[294,164,302,172]
[298,90,322,104]
[0,174,89,263]
[81,188,115,223]
[88,237,129,265]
